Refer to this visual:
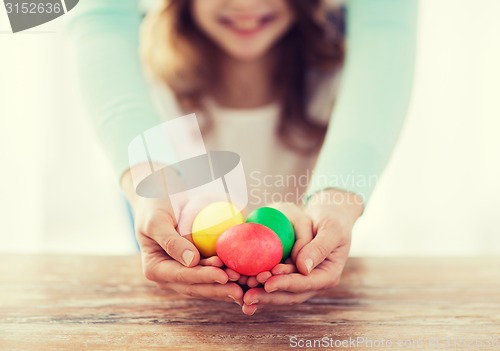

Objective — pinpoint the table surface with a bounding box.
[1,255,499,351]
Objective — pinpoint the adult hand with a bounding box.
[241,189,364,315]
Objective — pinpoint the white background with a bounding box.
[1,0,499,256]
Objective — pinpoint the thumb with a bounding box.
[295,220,342,275]
[141,210,201,267]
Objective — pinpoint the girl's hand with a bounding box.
[122,167,244,306]
[241,189,364,315]
[236,202,310,293]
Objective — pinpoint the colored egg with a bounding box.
[216,223,283,276]
[246,207,295,261]
[192,201,244,257]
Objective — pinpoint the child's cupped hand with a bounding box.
[133,196,244,306]
[241,190,364,316]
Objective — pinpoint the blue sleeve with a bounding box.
[307,0,418,205]
[65,0,177,180]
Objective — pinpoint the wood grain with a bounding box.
[0,255,499,350]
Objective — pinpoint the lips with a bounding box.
[218,13,276,36]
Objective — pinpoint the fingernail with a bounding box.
[267,287,277,293]
[182,250,194,266]
[248,306,257,316]
[228,295,241,306]
[249,299,259,305]
[305,258,314,274]
[215,279,225,284]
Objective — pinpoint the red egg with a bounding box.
[216,223,283,276]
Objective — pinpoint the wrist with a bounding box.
[120,167,140,209]
[306,188,364,220]
[120,162,166,209]
[121,165,178,226]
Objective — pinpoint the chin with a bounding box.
[225,46,271,62]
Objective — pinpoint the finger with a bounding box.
[294,219,343,275]
[199,256,224,267]
[244,287,315,306]
[264,273,315,293]
[147,258,228,284]
[264,262,334,293]
[264,256,342,293]
[271,263,298,275]
[225,268,240,281]
[256,271,272,284]
[238,275,248,285]
[241,303,258,316]
[143,210,200,267]
[268,203,313,264]
[289,216,313,264]
[243,287,265,305]
[246,276,260,288]
[160,282,243,306]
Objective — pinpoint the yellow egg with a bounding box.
[192,201,244,257]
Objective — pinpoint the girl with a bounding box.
[67,0,417,315]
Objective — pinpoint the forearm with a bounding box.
[65,0,171,181]
[308,0,418,205]
[121,167,138,209]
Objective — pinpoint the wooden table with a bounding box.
[1,255,499,350]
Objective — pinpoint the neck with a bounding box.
[211,50,278,109]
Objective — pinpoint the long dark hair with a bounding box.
[141,0,344,154]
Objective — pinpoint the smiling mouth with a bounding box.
[218,14,277,36]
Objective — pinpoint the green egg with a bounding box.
[246,207,295,261]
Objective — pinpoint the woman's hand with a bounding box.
[241,189,364,315]
[121,166,244,306]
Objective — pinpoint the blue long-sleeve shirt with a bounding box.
[65,0,418,205]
